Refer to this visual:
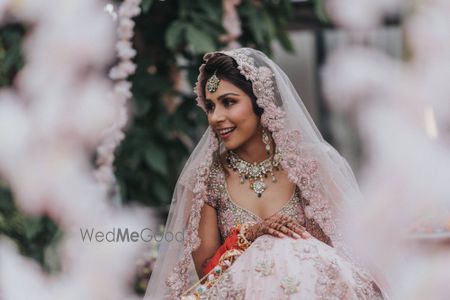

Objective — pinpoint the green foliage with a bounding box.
[115,0,295,206]
[0,181,61,272]
[0,24,25,87]
[238,0,294,55]
[313,0,330,23]
[185,24,216,54]
[141,0,153,13]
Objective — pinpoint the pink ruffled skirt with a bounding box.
[203,235,383,299]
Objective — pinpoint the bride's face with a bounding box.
[204,79,261,150]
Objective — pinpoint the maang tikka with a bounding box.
[206,71,220,93]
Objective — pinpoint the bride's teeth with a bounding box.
[219,127,234,135]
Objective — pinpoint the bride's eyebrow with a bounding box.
[217,92,239,100]
[205,92,240,102]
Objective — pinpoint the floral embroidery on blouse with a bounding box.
[206,161,304,241]
[280,276,300,295]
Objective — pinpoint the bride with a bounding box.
[145,48,385,299]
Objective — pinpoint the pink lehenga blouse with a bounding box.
[202,161,383,299]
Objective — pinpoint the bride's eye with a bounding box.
[205,102,215,113]
[223,98,235,107]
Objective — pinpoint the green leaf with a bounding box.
[134,73,171,94]
[0,212,5,230]
[165,21,186,51]
[261,10,276,40]
[133,94,153,117]
[141,0,153,13]
[246,9,265,45]
[43,227,63,272]
[190,12,224,36]
[197,0,222,22]
[144,143,168,175]
[277,28,294,52]
[23,218,43,240]
[4,46,21,71]
[178,1,190,19]
[314,0,330,23]
[186,25,216,54]
[153,181,170,205]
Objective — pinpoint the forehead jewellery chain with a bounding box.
[206,71,220,93]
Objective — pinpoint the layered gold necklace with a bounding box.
[225,149,281,198]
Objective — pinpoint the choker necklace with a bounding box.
[225,149,281,198]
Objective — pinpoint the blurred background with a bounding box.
[1,0,448,298]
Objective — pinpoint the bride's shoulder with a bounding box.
[207,156,224,182]
[204,157,227,208]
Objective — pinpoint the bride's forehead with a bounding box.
[205,79,245,99]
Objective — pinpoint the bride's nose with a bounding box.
[210,106,226,124]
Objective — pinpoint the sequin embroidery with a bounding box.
[206,161,305,241]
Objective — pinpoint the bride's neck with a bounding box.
[234,133,269,163]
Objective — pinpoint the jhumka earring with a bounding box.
[206,71,220,93]
[262,128,278,183]
[262,128,271,157]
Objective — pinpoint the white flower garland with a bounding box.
[95,0,142,189]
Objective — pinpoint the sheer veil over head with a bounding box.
[145,48,365,299]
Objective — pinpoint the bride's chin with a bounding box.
[222,136,246,151]
[223,143,236,151]
[222,138,244,151]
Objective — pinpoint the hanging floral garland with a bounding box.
[95,0,142,190]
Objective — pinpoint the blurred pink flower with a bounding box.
[116,40,137,60]
[0,1,147,299]
[117,18,135,40]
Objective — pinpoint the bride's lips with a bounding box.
[217,127,236,139]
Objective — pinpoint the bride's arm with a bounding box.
[192,203,221,278]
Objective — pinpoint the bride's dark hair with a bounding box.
[201,54,264,117]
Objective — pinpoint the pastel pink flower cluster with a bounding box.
[326,0,405,31]
[0,1,149,300]
[323,0,450,298]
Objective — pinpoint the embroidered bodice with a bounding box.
[205,161,332,246]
